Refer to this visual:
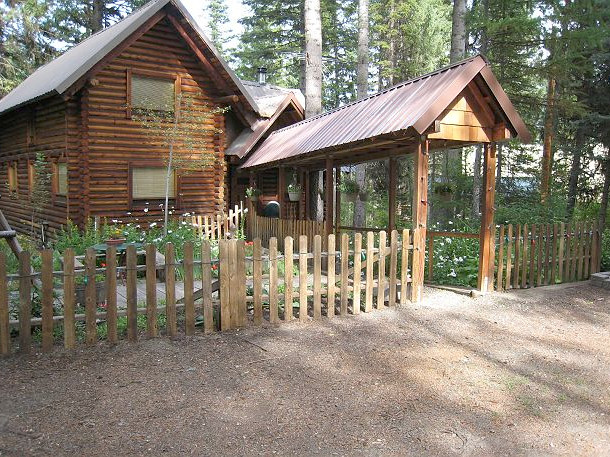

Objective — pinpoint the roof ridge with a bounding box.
[268,54,486,135]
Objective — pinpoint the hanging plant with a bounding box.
[287,182,301,202]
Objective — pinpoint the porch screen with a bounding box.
[131,75,175,112]
[57,162,68,196]
[132,167,175,200]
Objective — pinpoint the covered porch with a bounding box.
[238,55,531,297]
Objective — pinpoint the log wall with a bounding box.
[83,17,227,223]
[0,96,69,234]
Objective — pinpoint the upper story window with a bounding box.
[131,74,176,114]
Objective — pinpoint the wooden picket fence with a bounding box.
[180,203,246,240]
[494,221,602,291]
[251,215,326,250]
[0,229,419,356]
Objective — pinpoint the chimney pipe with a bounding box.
[257,67,267,85]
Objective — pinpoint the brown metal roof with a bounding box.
[241,55,531,169]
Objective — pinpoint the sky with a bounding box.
[182,0,247,49]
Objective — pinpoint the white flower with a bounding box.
[150,222,157,227]
[448,269,457,278]
[143,208,149,213]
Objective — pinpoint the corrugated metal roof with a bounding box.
[241,55,530,169]
[226,92,304,158]
[0,0,260,116]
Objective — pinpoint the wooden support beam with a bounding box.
[325,157,334,235]
[411,139,429,303]
[478,143,497,292]
[388,157,397,231]
[335,167,341,235]
[278,166,286,219]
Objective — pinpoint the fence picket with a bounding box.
[63,249,76,349]
[513,224,521,289]
[365,231,374,312]
[496,225,505,292]
[327,234,335,318]
[126,245,138,342]
[564,223,571,282]
[353,233,362,314]
[184,242,195,336]
[558,222,565,281]
[284,236,294,321]
[313,235,322,319]
[269,237,279,324]
[41,249,54,352]
[236,241,247,326]
[551,224,558,284]
[253,239,263,325]
[18,251,31,353]
[536,225,543,287]
[544,224,551,285]
[201,241,214,333]
[165,243,177,336]
[400,229,409,305]
[85,248,97,345]
[389,230,398,306]
[505,224,513,290]
[521,224,528,288]
[0,253,8,356]
[377,231,387,310]
[145,245,156,338]
[340,233,349,315]
[219,240,231,330]
[584,222,591,279]
[577,222,585,280]
[299,235,308,322]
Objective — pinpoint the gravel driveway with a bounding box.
[1,282,609,456]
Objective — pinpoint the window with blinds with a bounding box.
[131,75,175,112]
[57,162,68,196]
[132,167,175,200]
[7,162,17,193]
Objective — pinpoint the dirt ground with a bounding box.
[1,282,609,456]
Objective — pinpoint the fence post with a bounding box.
[400,229,410,305]
[326,234,335,318]
[410,229,424,303]
[353,233,362,313]
[269,237,279,324]
[145,244,157,338]
[201,241,214,333]
[299,235,308,322]
[365,232,374,312]
[0,252,10,356]
[340,233,349,315]
[285,236,294,321]
[18,251,31,354]
[41,249,54,352]
[377,231,387,309]
[85,248,97,345]
[63,249,76,349]
[184,242,195,336]
[165,243,177,336]
[389,230,398,306]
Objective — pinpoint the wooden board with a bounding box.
[41,250,54,352]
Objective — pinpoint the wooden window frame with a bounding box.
[51,159,68,204]
[7,161,18,195]
[126,69,181,119]
[128,162,181,211]
[28,160,35,195]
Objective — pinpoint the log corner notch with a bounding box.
[410,138,429,303]
[477,142,497,292]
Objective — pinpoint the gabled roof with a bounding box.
[0,0,259,116]
[241,55,531,169]
[241,81,305,118]
[226,92,304,159]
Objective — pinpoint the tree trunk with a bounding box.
[353,0,369,228]
[540,76,556,204]
[600,152,610,233]
[91,0,104,33]
[450,0,467,63]
[304,0,323,220]
[566,131,584,219]
[471,145,482,219]
[304,0,322,119]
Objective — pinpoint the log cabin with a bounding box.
[0,0,304,234]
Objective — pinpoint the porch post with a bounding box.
[411,139,429,303]
[278,166,286,219]
[325,157,334,235]
[388,157,397,231]
[335,166,341,235]
[477,143,497,292]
